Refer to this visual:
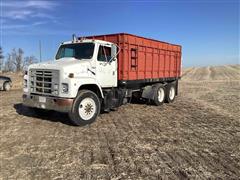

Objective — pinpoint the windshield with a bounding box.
[56,43,95,60]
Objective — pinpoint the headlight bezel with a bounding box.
[61,83,69,93]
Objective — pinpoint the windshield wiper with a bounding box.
[74,56,82,60]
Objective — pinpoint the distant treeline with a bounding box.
[0,46,38,72]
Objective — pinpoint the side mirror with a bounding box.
[111,44,117,57]
[108,44,119,63]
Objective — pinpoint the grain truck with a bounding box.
[23,33,182,126]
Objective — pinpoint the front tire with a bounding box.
[69,90,100,126]
[3,82,11,91]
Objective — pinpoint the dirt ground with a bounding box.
[0,65,240,179]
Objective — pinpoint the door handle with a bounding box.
[100,62,107,66]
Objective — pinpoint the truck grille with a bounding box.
[29,69,59,96]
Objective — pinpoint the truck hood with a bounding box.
[28,58,92,70]
[28,58,95,78]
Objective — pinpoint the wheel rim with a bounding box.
[78,97,96,121]
[158,88,165,102]
[5,83,10,91]
[169,87,175,100]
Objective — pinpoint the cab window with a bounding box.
[98,45,111,62]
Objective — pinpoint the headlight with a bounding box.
[62,83,68,93]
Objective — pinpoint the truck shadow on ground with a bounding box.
[14,103,73,126]
[13,99,148,126]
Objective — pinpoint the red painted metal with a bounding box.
[84,33,182,81]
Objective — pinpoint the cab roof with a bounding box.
[62,39,113,46]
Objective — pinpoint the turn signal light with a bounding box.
[68,73,74,78]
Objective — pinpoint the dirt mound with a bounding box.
[182,65,240,81]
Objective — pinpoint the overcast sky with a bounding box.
[0,0,239,67]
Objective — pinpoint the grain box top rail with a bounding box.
[80,33,182,48]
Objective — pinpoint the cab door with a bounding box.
[96,44,117,88]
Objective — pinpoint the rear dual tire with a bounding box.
[153,83,176,106]
[69,90,100,126]
[165,83,176,103]
[153,85,166,106]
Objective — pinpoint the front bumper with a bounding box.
[22,94,74,113]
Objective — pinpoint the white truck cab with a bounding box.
[23,37,119,126]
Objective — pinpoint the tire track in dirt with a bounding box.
[223,65,240,80]
[173,100,240,178]
[205,66,211,80]
[229,65,240,72]
[210,66,240,80]
[125,95,240,179]
[181,67,194,78]
[1,65,240,179]
[1,91,239,179]
[180,79,240,118]
[182,65,240,81]
[181,67,197,81]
